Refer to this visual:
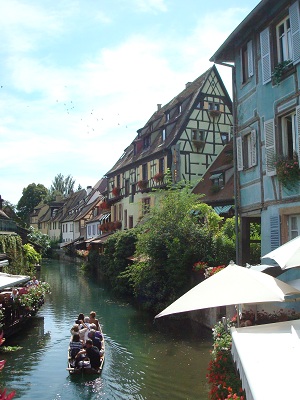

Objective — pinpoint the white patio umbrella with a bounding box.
[155,263,300,319]
[261,235,300,269]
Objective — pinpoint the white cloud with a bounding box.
[129,0,167,13]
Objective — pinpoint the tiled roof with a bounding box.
[192,140,234,205]
[106,66,214,175]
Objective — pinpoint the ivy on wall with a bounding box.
[0,234,25,275]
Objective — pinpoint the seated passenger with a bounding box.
[69,333,83,359]
[75,339,101,370]
[89,311,100,331]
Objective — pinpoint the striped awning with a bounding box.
[214,205,233,215]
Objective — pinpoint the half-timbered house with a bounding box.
[105,65,233,229]
[211,0,300,264]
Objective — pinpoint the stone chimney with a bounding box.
[87,186,92,195]
[157,104,162,111]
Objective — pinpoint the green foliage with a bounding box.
[49,173,76,198]
[27,226,51,256]
[17,183,48,226]
[23,243,41,272]
[0,234,24,274]
[122,184,233,312]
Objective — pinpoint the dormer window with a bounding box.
[162,128,166,142]
[143,135,151,149]
[178,104,182,115]
[166,112,170,121]
[210,173,224,187]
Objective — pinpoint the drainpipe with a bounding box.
[214,62,239,264]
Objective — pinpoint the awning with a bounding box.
[99,213,110,224]
[213,205,233,215]
[0,272,30,290]
[231,319,300,400]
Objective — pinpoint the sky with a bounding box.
[0,0,261,205]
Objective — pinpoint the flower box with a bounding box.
[112,187,121,197]
[153,172,164,183]
[137,180,148,190]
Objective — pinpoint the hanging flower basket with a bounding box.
[209,109,221,118]
[112,187,121,197]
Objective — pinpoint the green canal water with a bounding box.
[1,259,213,399]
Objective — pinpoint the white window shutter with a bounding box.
[296,105,300,159]
[260,27,271,84]
[264,119,276,176]
[247,40,254,78]
[290,1,300,65]
[251,129,257,166]
[236,136,243,171]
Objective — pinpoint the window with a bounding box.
[241,40,254,84]
[159,157,165,173]
[277,16,292,63]
[88,226,91,235]
[236,130,257,171]
[143,135,151,149]
[125,179,130,196]
[92,225,96,236]
[289,215,300,239]
[166,112,170,121]
[70,223,73,232]
[117,174,121,188]
[208,102,219,111]
[281,112,297,159]
[210,173,224,187]
[129,216,133,229]
[221,132,229,144]
[192,129,205,142]
[142,198,151,215]
[162,128,166,142]
[124,209,127,229]
[142,163,148,180]
[260,2,300,86]
[195,101,202,109]
[177,104,182,115]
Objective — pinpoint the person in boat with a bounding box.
[89,311,100,331]
[75,313,84,325]
[75,338,101,370]
[69,333,83,359]
[88,329,103,351]
[70,324,88,343]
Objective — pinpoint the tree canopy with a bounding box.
[49,173,76,198]
[17,183,48,226]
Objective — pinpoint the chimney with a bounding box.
[87,186,92,195]
[157,104,162,111]
[186,82,192,88]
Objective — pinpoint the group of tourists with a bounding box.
[69,311,104,370]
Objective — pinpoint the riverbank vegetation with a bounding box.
[85,182,244,313]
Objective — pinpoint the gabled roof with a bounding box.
[192,140,234,205]
[60,189,87,223]
[106,65,226,176]
[210,0,283,64]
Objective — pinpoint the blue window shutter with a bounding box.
[270,215,280,250]
[260,27,271,84]
[290,1,300,65]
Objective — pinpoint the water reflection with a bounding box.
[0,260,212,399]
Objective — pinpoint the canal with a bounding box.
[1,259,213,399]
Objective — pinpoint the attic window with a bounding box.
[166,112,170,121]
[178,104,182,115]
[210,173,224,187]
[162,128,166,141]
[221,132,229,144]
[196,101,203,109]
[143,135,151,149]
[208,102,220,111]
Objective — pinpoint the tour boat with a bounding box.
[67,327,105,375]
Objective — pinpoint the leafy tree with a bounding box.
[27,226,51,256]
[49,173,76,198]
[17,183,48,226]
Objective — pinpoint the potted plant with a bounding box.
[153,172,164,183]
[274,153,300,190]
[272,59,292,85]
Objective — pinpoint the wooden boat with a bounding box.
[67,330,105,375]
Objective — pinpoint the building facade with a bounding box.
[211,0,300,263]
